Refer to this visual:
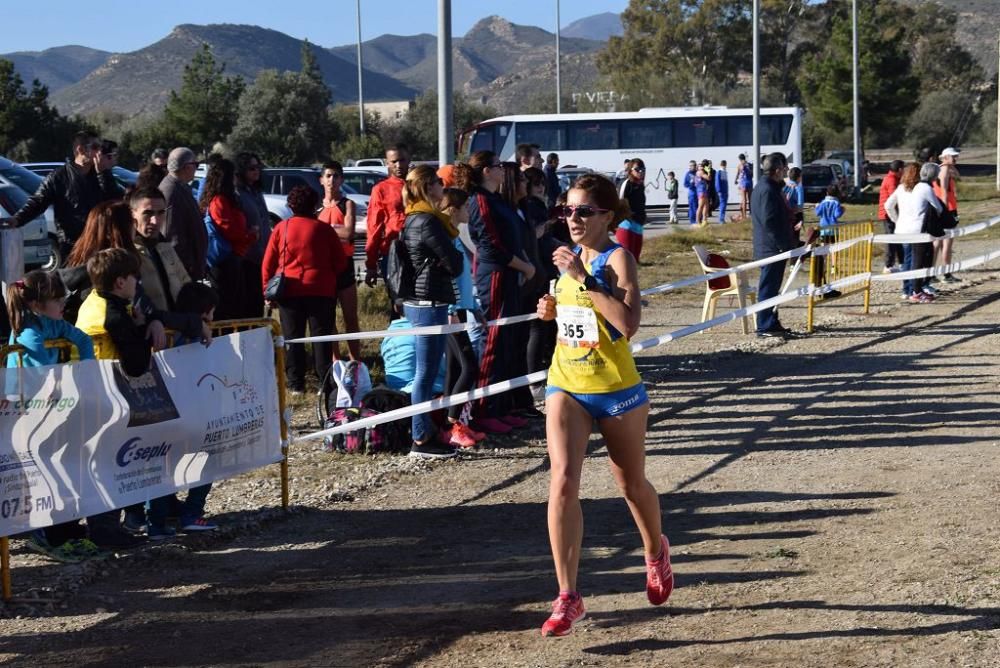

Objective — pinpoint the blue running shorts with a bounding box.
[545,382,648,420]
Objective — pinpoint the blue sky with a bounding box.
[4,0,628,53]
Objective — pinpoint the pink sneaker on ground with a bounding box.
[646,534,674,605]
[472,417,512,434]
[540,592,586,637]
[448,423,478,449]
[500,414,528,428]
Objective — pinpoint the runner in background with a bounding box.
[615,158,646,261]
[535,174,673,638]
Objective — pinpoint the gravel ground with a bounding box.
[1,234,998,667]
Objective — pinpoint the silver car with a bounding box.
[0,184,51,268]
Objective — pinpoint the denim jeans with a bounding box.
[402,302,449,442]
[147,485,212,531]
[756,259,787,333]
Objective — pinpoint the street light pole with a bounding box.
[555,0,562,113]
[752,0,760,178]
[438,0,454,164]
[356,0,365,135]
[852,0,861,190]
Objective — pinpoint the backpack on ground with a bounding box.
[321,384,412,455]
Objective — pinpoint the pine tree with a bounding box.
[161,44,245,156]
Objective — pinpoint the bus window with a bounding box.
[568,121,619,150]
[469,122,512,154]
[728,117,752,146]
[621,119,673,149]
[674,118,727,147]
[762,115,793,144]
[518,122,566,151]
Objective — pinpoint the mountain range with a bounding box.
[3,4,995,121]
[2,13,620,119]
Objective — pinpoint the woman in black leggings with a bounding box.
[439,186,486,448]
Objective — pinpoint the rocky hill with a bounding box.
[4,46,110,93]
[46,24,417,117]
[898,0,999,74]
[562,12,624,40]
[328,16,605,111]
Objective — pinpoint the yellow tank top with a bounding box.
[546,244,641,394]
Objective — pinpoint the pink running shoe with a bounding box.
[500,414,528,428]
[472,417,512,434]
[448,423,478,449]
[646,534,674,605]
[540,592,586,637]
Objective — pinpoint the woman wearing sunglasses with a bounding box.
[615,158,646,261]
[535,174,673,637]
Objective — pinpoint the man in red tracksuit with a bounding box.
[364,145,411,291]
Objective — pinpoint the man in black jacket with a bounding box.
[8,132,122,252]
[751,152,793,337]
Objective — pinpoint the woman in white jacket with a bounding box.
[885,162,941,303]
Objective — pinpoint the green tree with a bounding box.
[228,52,335,165]
[0,59,86,161]
[597,0,751,109]
[385,91,496,160]
[906,3,984,92]
[161,45,245,157]
[329,105,384,162]
[797,0,918,147]
[905,90,974,155]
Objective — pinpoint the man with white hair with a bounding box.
[158,147,207,281]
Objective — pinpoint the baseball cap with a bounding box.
[941,147,960,157]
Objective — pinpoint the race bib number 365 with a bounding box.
[556,305,600,348]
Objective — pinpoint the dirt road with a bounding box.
[1,254,999,667]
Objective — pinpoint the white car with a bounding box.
[0,184,52,268]
[0,158,58,268]
[260,168,368,237]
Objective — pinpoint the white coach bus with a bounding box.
[458,106,803,207]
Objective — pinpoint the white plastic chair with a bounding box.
[692,245,757,334]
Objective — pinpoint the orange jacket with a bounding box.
[363,176,405,272]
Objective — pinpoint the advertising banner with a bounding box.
[0,327,282,536]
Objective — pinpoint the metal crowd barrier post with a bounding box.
[209,319,290,510]
[807,220,873,333]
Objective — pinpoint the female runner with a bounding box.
[536,174,673,637]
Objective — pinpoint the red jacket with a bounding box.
[262,216,347,299]
[878,171,899,221]
[209,195,255,257]
[364,176,405,272]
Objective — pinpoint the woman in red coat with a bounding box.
[262,185,347,393]
[200,158,260,319]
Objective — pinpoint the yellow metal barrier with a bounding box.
[0,320,287,602]
[806,221,873,333]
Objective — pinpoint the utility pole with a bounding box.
[996,31,999,191]
[852,0,861,190]
[556,0,562,113]
[752,0,760,178]
[356,0,365,135]
[438,0,454,164]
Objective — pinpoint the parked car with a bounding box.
[556,167,598,194]
[0,184,53,268]
[810,159,853,195]
[22,160,138,191]
[260,168,368,236]
[801,164,839,203]
[0,157,60,269]
[350,158,386,168]
[341,168,386,196]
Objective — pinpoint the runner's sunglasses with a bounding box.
[557,205,611,219]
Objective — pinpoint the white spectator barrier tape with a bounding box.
[284,313,536,344]
[293,227,1000,444]
[286,217,1000,347]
